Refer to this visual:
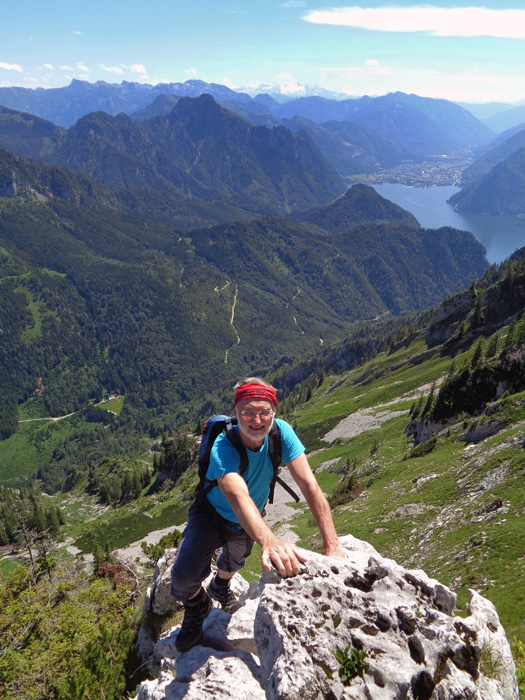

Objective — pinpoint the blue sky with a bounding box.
[1,1,525,103]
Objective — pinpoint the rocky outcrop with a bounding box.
[459,417,507,443]
[405,417,455,445]
[426,287,476,348]
[136,548,250,671]
[133,536,518,700]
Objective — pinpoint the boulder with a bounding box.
[133,535,518,700]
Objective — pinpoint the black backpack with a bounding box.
[195,414,300,510]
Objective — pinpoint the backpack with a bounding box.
[195,415,300,510]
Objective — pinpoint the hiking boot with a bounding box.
[207,575,241,614]
[175,588,212,653]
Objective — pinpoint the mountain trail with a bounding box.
[19,412,77,423]
[224,283,240,364]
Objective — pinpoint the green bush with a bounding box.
[141,529,182,566]
[334,645,369,685]
[512,637,525,696]
[0,561,141,699]
[405,436,438,460]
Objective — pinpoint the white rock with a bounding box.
[135,648,265,700]
[149,548,180,616]
[133,536,519,700]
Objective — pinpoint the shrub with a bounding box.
[0,560,141,700]
[405,437,438,460]
[512,637,525,695]
[334,645,369,685]
[141,529,182,566]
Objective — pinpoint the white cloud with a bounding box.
[101,65,124,74]
[0,62,23,72]
[280,1,305,7]
[364,59,391,76]
[304,6,525,39]
[131,64,147,76]
[59,65,72,71]
[75,31,82,35]
[42,63,54,70]
[77,62,90,73]
[318,62,525,103]
[275,71,306,94]
[186,67,198,75]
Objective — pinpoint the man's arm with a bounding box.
[287,452,345,558]
[217,472,307,577]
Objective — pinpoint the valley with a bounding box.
[349,154,469,187]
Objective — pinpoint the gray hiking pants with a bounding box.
[170,501,254,602]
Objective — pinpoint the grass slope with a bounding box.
[274,334,525,639]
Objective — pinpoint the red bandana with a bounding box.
[234,383,277,407]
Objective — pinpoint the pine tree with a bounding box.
[420,381,436,419]
[470,339,484,371]
[486,334,499,359]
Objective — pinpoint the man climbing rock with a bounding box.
[171,377,344,652]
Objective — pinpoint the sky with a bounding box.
[1,1,525,104]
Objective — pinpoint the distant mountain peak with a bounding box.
[292,182,420,233]
[240,82,353,102]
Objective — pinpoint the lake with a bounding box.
[373,184,525,264]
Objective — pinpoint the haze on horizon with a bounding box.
[1,1,525,105]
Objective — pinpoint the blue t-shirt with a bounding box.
[206,418,304,526]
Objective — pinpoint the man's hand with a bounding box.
[261,536,308,577]
[218,472,307,577]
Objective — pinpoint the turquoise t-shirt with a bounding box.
[205,418,304,526]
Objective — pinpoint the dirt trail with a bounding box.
[224,283,240,364]
[19,412,77,423]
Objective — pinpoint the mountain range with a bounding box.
[0,79,255,129]
[5,88,521,224]
[130,98,412,177]
[461,127,525,185]
[6,79,525,218]
[127,88,496,159]
[270,92,494,153]
[1,78,523,132]
[1,77,524,700]
[0,80,502,167]
[0,143,488,455]
[0,97,345,216]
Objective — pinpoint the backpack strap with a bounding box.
[196,421,248,508]
[272,474,301,503]
[198,420,300,509]
[267,422,300,504]
[224,424,249,475]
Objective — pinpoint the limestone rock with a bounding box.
[149,548,181,616]
[135,548,181,668]
[134,648,265,700]
[426,288,476,347]
[460,417,507,443]
[133,535,518,700]
[136,550,251,672]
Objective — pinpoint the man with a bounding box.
[171,377,344,652]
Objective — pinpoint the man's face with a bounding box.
[235,398,275,449]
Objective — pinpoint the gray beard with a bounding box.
[236,416,274,448]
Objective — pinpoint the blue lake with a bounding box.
[373,184,525,264]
